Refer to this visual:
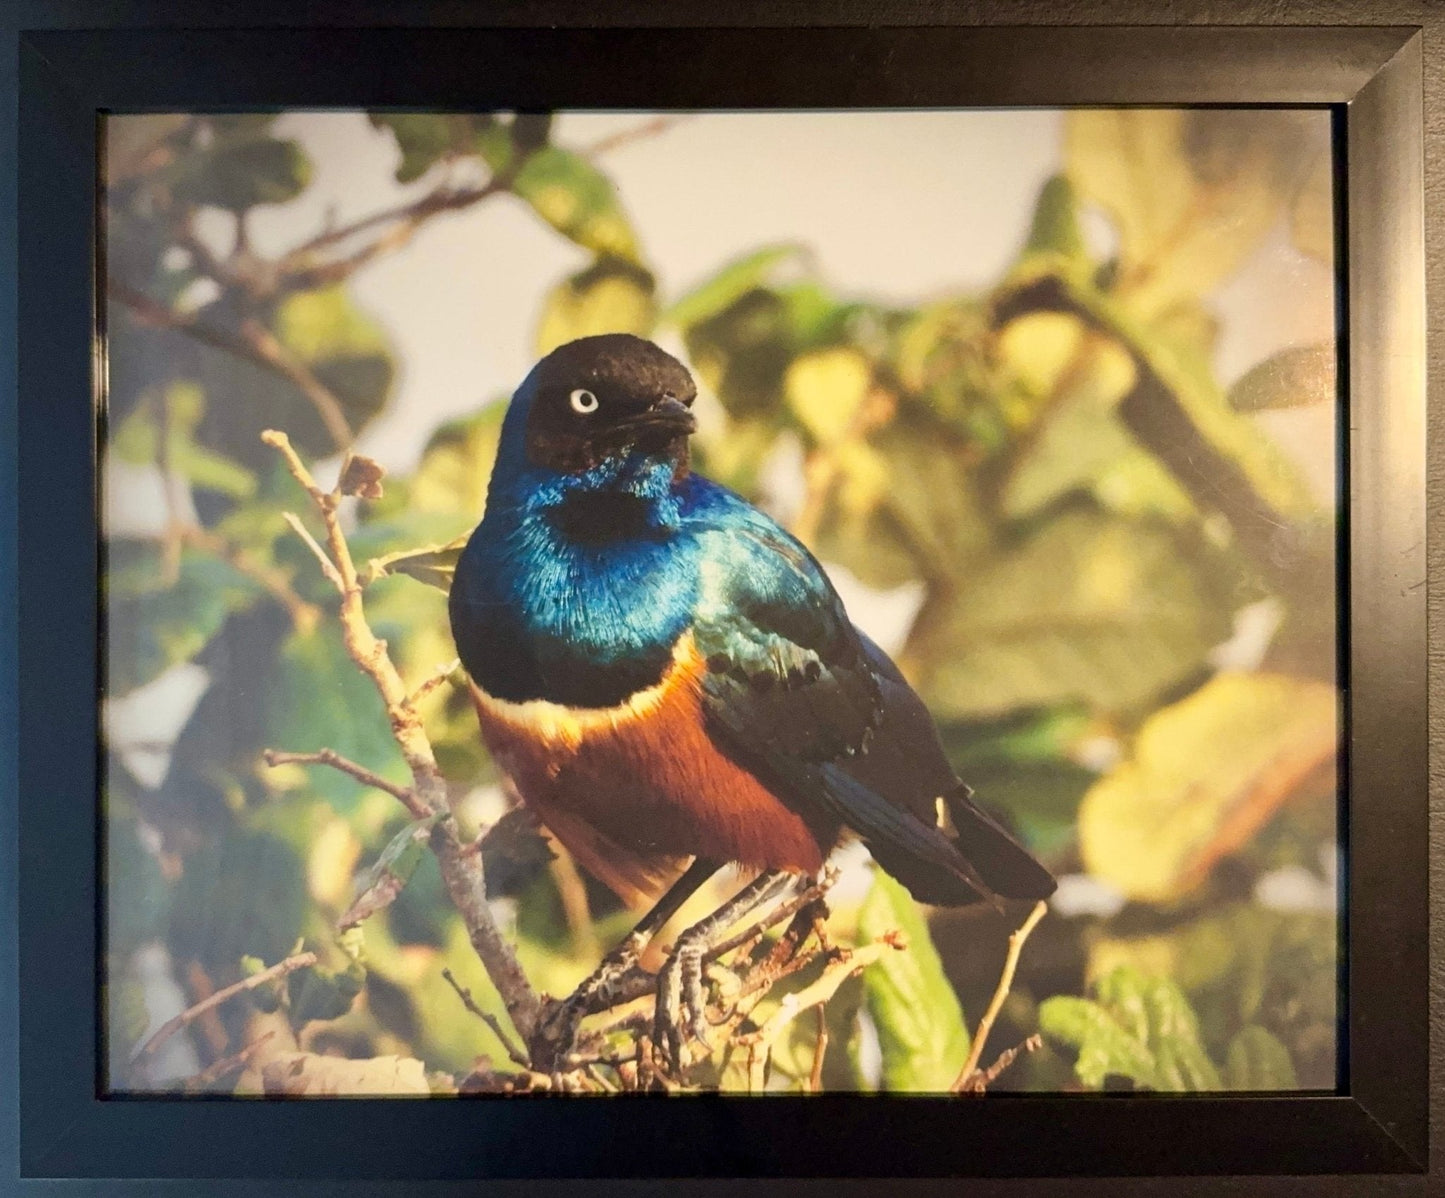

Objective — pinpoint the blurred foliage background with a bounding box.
[102,108,1340,1095]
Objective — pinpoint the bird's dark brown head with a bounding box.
[518,334,698,475]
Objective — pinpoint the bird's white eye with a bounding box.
[569,388,599,414]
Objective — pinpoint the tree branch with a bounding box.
[110,280,355,453]
[952,899,1048,1092]
[442,967,531,1070]
[133,951,316,1069]
[260,430,542,1040]
[736,935,902,1093]
[263,747,429,821]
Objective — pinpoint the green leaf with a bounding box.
[684,287,794,418]
[363,535,468,593]
[111,384,258,499]
[169,828,309,974]
[812,415,991,590]
[287,957,365,1027]
[1040,965,1221,1091]
[783,347,873,444]
[1225,1025,1299,1090]
[407,400,508,520]
[1079,671,1338,901]
[855,870,970,1092]
[105,810,173,955]
[106,543,263,695]
[264,626,408,815]
[1086,900,1337,1088]
[368,113,494,183]
[905,507,1237,721]
[1022,174,1087,261]
[535,256,656,356]
[509,145,642,262]
[1227,343,1336,412]
[1038,994,1156,1088]
[193,287,396,464]
[339,814,442,930]
[1065,109,1325,317]
[663,244,804,328]
[994,269,1319,538]
[171,133,312,211]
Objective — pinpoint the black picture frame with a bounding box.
[4,10,1430,1192]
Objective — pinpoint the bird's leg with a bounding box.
[534,857,720,1066]
[654,869,797,1074]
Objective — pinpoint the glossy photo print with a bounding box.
[102,109,1341,1097]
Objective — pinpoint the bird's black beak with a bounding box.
[620,394,697,439]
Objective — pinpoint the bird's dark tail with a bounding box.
[940,786,1057,904]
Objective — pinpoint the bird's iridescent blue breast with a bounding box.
[449,453,703,708]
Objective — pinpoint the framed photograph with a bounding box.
[8,12,1429,1190]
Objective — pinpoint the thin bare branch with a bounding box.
[262,429,542,1039]
[581,114,691,158]
[110,281,354,453]
[737,935,902,1092]
[133,952,317,1068]
[441,968,531,1070]
[958,1034,1043,1095]
[239,319,352,451]
[281,512,344,591]
[183,1031,277,1093]
[181,525,320,633]
[407,658,460,706]
[952,900,1049,1093]
[808,1004,829,1092]
[263,747,429,821]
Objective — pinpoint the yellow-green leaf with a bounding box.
[905,508,1236,721]
[855,871,970,1092]
[1079,672,1338,901]
[409,401,508,519]
[1228,344,1336,412]
[1225,1025,1299,1090]
[535,257,656,356]
[1040,965,1222,1091]
[784,347,872,444]
[364,535,468,593]
[510,145,641,262]
[663,244,804,329]
[1065,109,1325,316]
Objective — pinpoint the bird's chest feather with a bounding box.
[450,501,700,708]
[468,634,830,888]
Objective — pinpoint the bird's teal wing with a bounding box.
[687,494,1054,906]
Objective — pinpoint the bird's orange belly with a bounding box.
[468,634,829,903]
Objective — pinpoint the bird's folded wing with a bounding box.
[689,513,1050,906]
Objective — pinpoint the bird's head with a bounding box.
[492,334,698,510]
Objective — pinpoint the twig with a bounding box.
[280,512,343,589]
[262,430,542,1040]
[133,951,317,1067]
[239,319,352,451]
[282,180,506,262]
[263,747,429,822]
[407,658,460,706]
[808,1004,829,1092]
[952,900,1048,1092]
[110,281,354,453]
[736,936,901,1093]
[183,1031,277,1092]
[441,968,531,1070]
[581,114,691,158]
[549,848,600,961]
[957,1034,1043,1095]
[181,525,320,633]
